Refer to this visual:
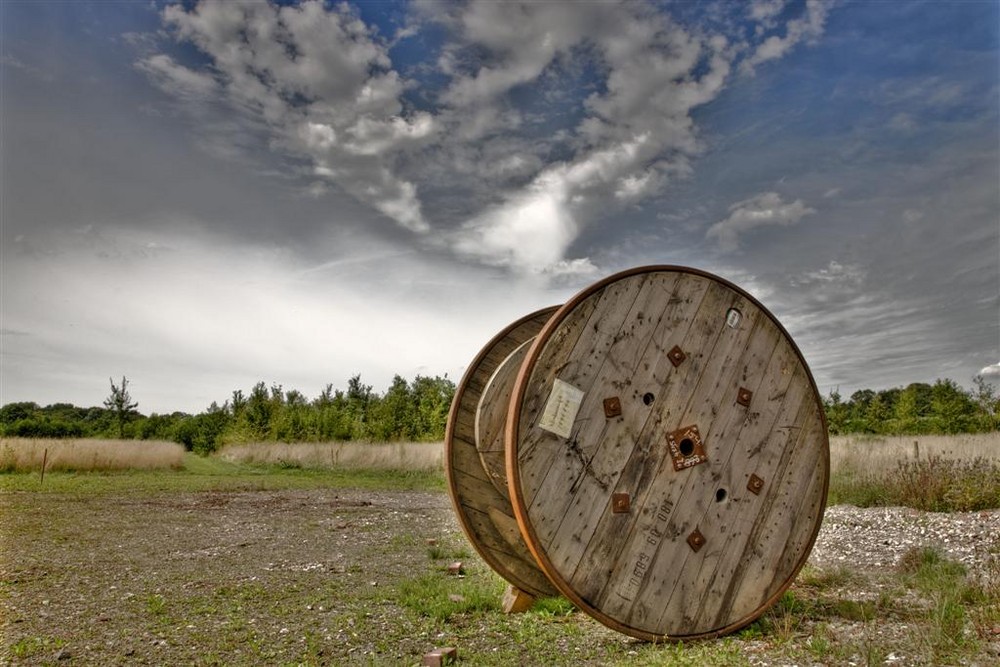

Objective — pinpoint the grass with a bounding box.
[0,437,185,472]
[218,440,445,470]
[734,545,999,666]
[4,433,999,510]
[897,546,980,659]
[0,450,445,494]
[3,475,998,665]
[828,433,1000,511]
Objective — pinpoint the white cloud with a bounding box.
[749,0,788,24]
[147,0,430,233]
[139,0,835,276]
[1,224,566,412]
[793,260,866,287]
[440,4,734,273]
[453,179,576,272]
[707,191,816,251]
[744,0,830,71]
[438,2,604,108]
[135,54,217,98]
[981,363,1000,379]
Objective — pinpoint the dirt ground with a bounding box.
[2,489,998,666]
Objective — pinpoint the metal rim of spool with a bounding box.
[504,265,830,641]
[444,306,560,599]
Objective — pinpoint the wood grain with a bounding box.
[445,307,559,599]
[506,266,828,640]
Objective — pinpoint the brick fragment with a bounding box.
[421,646,457,666]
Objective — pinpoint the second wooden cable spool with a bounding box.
[445,265,829,640]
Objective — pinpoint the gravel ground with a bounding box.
[811,505,1000,580]
[2,490,998,665]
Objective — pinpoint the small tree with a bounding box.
[104,375,139,438]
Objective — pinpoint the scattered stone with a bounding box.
[447,562,464,575]
[422,646,457,666]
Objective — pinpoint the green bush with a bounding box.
[830,456,1000,511]
[5,417,85,438]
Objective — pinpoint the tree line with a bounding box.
[1,374,997,455]
[0,374,456,455]
[823,376,998,435]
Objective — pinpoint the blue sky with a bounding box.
[2,0,998,414]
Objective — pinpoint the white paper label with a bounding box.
[537,379,584,439]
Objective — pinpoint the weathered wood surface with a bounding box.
[475,339,532,498]
[445,307,559,599]
[506,266,828,640]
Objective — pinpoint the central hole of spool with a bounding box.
[679,438,695,457]
[716,488,727,502]
[643,392,655,405]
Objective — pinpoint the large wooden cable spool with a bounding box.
[444,307,560,599]
[504,266,829,640]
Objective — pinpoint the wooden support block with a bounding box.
[422,647,457,666]
[501,585,535,614]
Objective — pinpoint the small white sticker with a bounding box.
[538,378,584,439]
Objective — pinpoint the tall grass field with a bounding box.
[829,433,1000,511]
[0,438,185,472]
[218,440,444,470]
[3,434,998,511]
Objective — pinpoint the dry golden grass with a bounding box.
[0,438,186,473]
[218,441,445,471]
[220,434,1000,476]
[830,432,1000,474]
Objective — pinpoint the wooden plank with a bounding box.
[458,503,555,597]
[502,585,536,614]
[544,276,728,578]
[512,283,615,477]
[475,340,532,498]
[721,406,827,622]
[642,356,813,634]
[582,285,773,628]
[517,273,705,533]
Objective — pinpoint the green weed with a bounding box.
[829,455,1000,511]
[9,636,65,659]
[531,596,577,617]
[898,546,979,660]
[397,570,503,620]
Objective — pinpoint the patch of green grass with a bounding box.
[397,570,504,620]
[9,636,65,659]
[896,546,979,660]
[615,639,750,666]
[425,542,470,561]
[0,452,446,495]
[805,624,833,661]
[824,598,877,622]
[797,564,861,591]
[531,596,577,617]
[145,592,168,617]
[828,470,892,507]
